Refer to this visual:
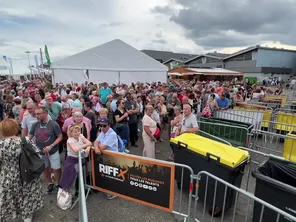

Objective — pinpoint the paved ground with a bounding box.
[15,89,295,222]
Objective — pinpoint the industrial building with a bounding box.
[142,46,296,82]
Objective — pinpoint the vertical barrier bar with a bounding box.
[78,151,88,222]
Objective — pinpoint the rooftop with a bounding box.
[141,49,198,62]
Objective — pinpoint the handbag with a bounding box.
[57,188,72,210]
[153,127,161,139]
[19,137,45,184]
[201,103,213,117]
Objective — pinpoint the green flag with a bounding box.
[45,45,51,66]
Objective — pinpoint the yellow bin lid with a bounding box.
[170,133,249,168]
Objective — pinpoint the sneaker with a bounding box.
[47,183,54,194]
[106,194,117,200]
[124,149,130,154]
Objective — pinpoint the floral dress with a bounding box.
[0,137,44,221]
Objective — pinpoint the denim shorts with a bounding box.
[43,151,61,170]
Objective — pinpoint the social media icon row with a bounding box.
[130,181,157,191]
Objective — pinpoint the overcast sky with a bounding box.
[1,0,296,74]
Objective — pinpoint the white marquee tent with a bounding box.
[51,39,168,84]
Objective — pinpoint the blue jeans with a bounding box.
[115,123,129,142]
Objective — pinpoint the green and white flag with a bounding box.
[45,45,51,66]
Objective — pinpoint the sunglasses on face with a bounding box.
[99,124,108,128]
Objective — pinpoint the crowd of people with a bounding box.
[0,76,286,221]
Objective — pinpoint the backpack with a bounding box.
[19,137,45,184]
[117,136,126,153]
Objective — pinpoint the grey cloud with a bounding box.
[0,39,9,47]
[152,39,167,44]
[101,21,124,27]
[152,0,296,49]
[150,5,174,15]
[155,30,162,38]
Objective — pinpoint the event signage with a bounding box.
[91,150,175,212]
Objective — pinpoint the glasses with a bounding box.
[36,112,45,116]
[99,124,108,128]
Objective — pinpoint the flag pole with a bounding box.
[8,58,13,76]
[40,48,44,68]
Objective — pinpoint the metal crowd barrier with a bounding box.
[259,120,296,135]
[192,171,296,222]
[213,110,258,128]
[248,129,296,162]
[248,101,282,109]
[274,108,296,114]
[198,121,249,147]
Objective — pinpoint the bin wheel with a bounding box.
[177,182,181,190]
[209,207,222,217]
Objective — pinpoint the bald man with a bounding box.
[179,104,199,135]
[61,95,74,108]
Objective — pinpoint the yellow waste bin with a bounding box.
[170,133,249,215]
[283,132,296,163]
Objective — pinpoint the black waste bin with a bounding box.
[170,133,249,216]
[252,157,296,222]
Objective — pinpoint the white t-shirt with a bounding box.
[181,113,199,131]
[67,134,85,158]
[142,114,157,139]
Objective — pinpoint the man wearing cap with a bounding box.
[94,118,118,153]
[216,93,230,110]
[94,118,118,200]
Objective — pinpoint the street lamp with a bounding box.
[25,51,32,74]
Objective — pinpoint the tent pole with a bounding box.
[52,69,56,86]
[118,71,120,85]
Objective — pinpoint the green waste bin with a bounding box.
[199,117,252,147]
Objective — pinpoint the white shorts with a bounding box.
[43,151,61,170]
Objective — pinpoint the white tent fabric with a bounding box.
[51,39,168,84]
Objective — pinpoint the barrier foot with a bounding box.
[70,188,91,210]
